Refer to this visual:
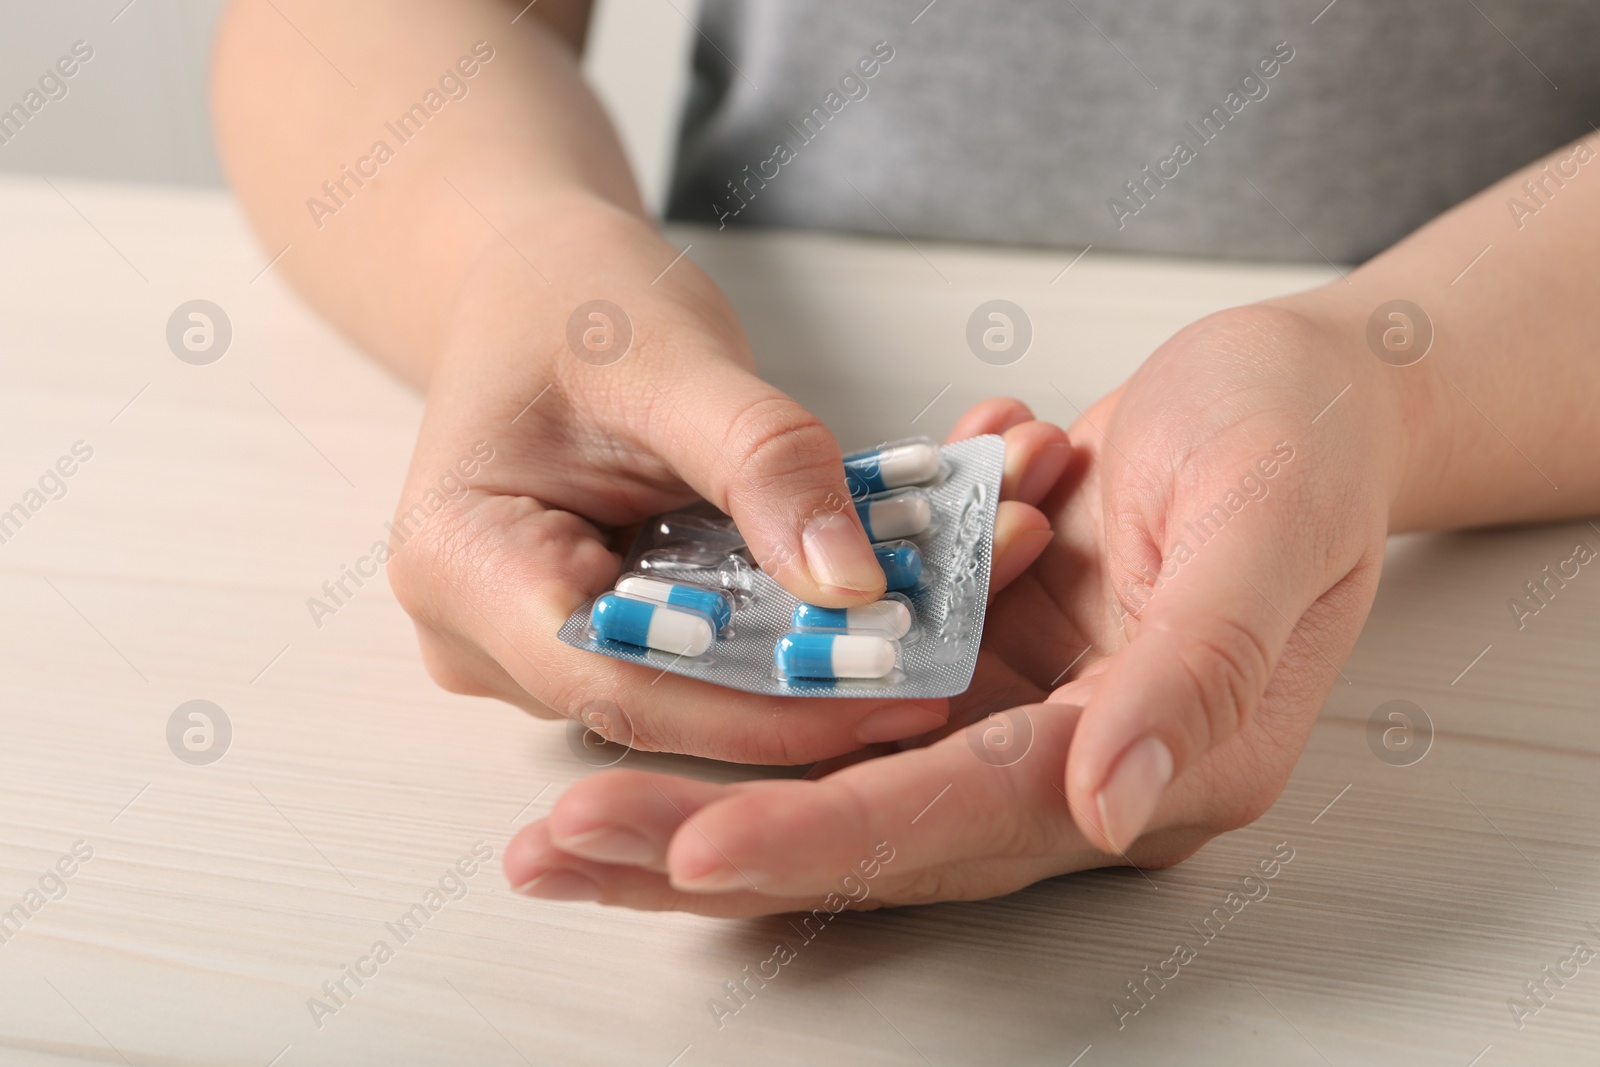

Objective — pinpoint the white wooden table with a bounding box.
[2,177,1597,1065]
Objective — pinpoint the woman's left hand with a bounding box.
[501,301,1407,913]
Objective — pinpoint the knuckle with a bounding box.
[728,720,812,767]
[384,543,430,619]
[610,707,677,754]
[988,808,1056,859]
[722,397,837,496]
[389,494,559,625]
[385,500,481,622]
[742,711,868,766]
[882,866,964,906]
[554,686,658,753]
[546,680,613,732]
[407,597,523,701]
[416,635,497,698]
[1167,615,1273,751]
[979,765,1058,856]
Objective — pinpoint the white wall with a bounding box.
[584,0,697,215]
[0,0,227,185]
[0,0,693,213]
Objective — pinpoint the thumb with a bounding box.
[647,360,885,607]
[1065,502,1327,854]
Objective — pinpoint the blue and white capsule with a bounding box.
[854,489,932,542]
[843,439,942,496]
[590,593,714,657]
[775,632,898,680]
[614,575,733,631]
[874,541,924,591]
[791,598,913,639]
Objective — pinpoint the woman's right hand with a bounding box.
[212,0,1055,763]
[387,194,1067,762]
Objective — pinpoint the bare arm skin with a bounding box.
[213,0,627,385]
[1280,135,1600,533]
[211,0,987,765]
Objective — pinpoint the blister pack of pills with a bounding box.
[556,434,1005,698]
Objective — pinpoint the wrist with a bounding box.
[1261,285,1438,533]
[450,187,655,309]
[436,189,685,379]
[431,185,754,417]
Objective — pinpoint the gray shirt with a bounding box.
[667,1,1598,262]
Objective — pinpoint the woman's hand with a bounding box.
[502,300,1410,911]
[386,195,1070,761]
[217,0,994,763]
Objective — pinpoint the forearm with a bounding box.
[212,0,637,385]
[1272,133,1600,533]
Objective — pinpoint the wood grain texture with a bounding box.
[0,178,1596,1065]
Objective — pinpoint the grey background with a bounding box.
[668,0,1596,263]
[0,0,694,212]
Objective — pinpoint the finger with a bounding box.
[662,702,1096,897]
[542,770,729,870]
[801,743,898,778]
[1000,420,1074,505]
[1065,473,1355,854]
[989,501,1053,596]
[947,397,1034,441]
[389,493,949,764]
[410,616,560,717]
[512,686,1125,913]
[644,359,884,608]
[505,818,848,917]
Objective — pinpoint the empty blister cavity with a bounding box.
[633,554,725,591]
[655,511,745,550]
[855,488,933,542]
[717,553,756,594]
[774,632,900,681]
[874,540,924,592]
[637,541,730,569]
[614,574,734,631]
[792,594,914,640]
[843,437,946,497]
[590,593,715,658]
[636,549,756,605]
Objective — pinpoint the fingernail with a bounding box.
[855,704,946,744]
[1094,736,1174,854]
[671,864,764,893]
[553,827,658,866]
[515,870,603,902]
[802,512,885,596]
